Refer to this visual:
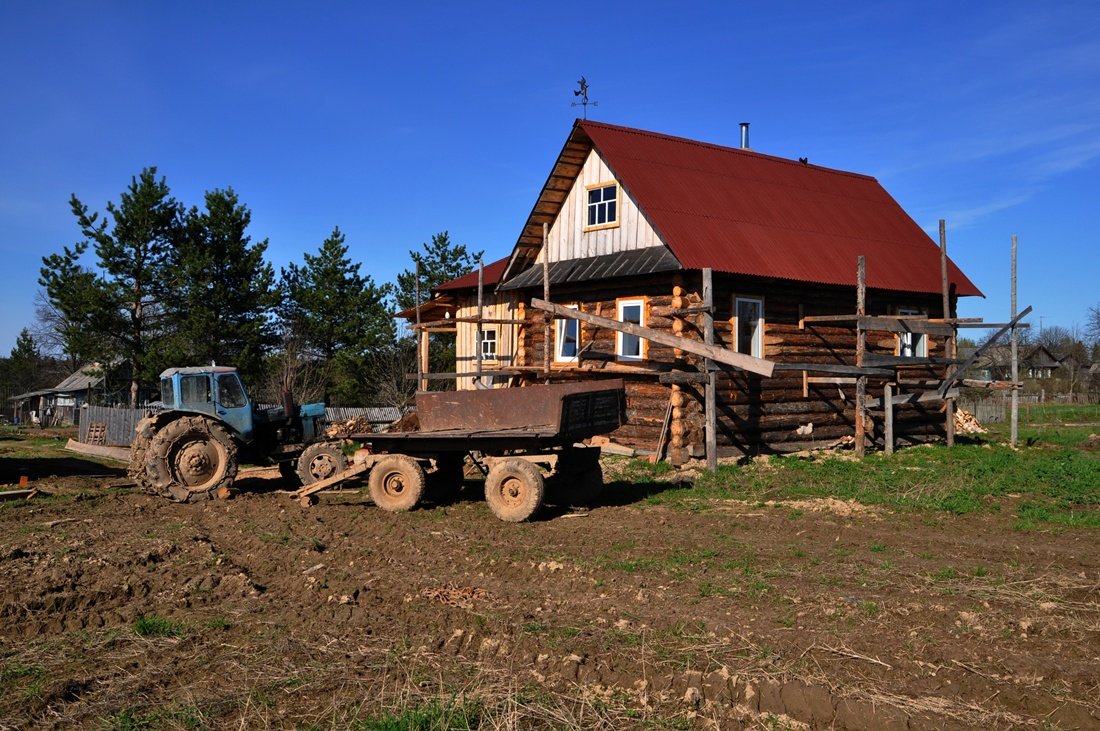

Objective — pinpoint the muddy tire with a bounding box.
[128,416,159,496]
[296,442,347,486]
[484,459,544,522]
[368,455,425,512]
[145,415,239,503]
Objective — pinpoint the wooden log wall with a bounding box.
[513,271,954,460]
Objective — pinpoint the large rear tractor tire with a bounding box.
[484,459,544,522]
[296,441,348,486]
[144,416,239,503]
[128,416,159,496]
[368,455,425,512]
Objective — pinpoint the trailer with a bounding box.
[291,380,626,522]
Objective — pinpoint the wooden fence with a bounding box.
[77,406,402,446]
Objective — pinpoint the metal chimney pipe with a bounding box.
[739,122,750,150]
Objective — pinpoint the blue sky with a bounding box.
[2,1,1098,356]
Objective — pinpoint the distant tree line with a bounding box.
[6,167,481,409]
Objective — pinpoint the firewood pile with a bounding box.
[325,417,374,439]
[954,408,987,434]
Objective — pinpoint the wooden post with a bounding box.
[542,223,550,375]
[415,262,426,392]
[884,382,894,455]
[476,258,484,383]
[703,268,717,471]
[855,256,867,457]
[940,220,955,447]
[1010,234,1019,448]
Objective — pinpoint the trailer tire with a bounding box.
[368,455,425,512]
[484,459,544,522]
[559,462,604,507]
[145,415,238,503]
[297,441,347,486]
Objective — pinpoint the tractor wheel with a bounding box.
[128,416,159,496]
[145,416,239,503]
[368,455,425,512]
[484,459,544,522]
[296,442,347,486]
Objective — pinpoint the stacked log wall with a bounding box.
[510,271,954,457]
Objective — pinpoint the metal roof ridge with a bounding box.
[579,119,879,182]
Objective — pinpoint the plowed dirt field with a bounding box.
[1,431,1097,730]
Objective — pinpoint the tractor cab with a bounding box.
[159,366,255,440]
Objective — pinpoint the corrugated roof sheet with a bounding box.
[433,257,510,292]
[53,367,103,393]
[504,121,982,297]
[500,247,682,290]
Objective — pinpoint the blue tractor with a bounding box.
[128,366,347,502]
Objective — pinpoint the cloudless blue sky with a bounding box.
[2,1,1098,356]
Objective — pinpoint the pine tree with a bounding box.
[391,231,482,312]
[41,168,183,407]
[169,188,278,382]
[280,227,393,404]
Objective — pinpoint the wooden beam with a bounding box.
[858,316,955,336]
[856,256,866,457]
[530,298,776,377]
[866,387,959,409]
[941,219,955,448]
[806,377,858,385]
[799,314,859,329]
[703,268,717,472]
[940,305,1032,397]
[405,370,524,381]
[883,383,894,455]
[960,378,1020,390]
[772,363,894,376]
[1010,235,1019,448]
[862,353,955,368]
[953,321,1030,329]
[658,372,709,385]
[668,305,714,317]
[542,224,550,374]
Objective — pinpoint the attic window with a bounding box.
[586,183,618,229]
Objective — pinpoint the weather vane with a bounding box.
[571,76,598,119]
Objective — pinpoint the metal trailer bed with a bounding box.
[291,380,625,522]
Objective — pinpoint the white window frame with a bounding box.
[554,305,580,364]
[584,182,619,231]
[616,298,646,361]
[897,308,928,358]
[733,296,765,358]
[479,327,498,363]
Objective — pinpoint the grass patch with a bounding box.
[133,615,185,638]
[353,697,483,730]
[101,703,206,730]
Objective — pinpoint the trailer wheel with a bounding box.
[368,455,425,512]
[484,459,544,522]
[560,462,605,507]
[145,415,238,503]
[297,442,347,486]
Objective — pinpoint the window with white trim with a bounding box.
[479,327,497,361]
[897,308,927,358]
[554,306,579,363]
[734,297,764,358]
[586,183,618,228]
[617,298,645,360]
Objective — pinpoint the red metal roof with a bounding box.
[563,121,981,297]
[433,256,510,292]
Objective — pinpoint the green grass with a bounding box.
[133,615,185,638]
[101,703,206,730]
[353,697,482,730]
[616,408,1100,529]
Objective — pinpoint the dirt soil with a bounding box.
[1,452,1098,729]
